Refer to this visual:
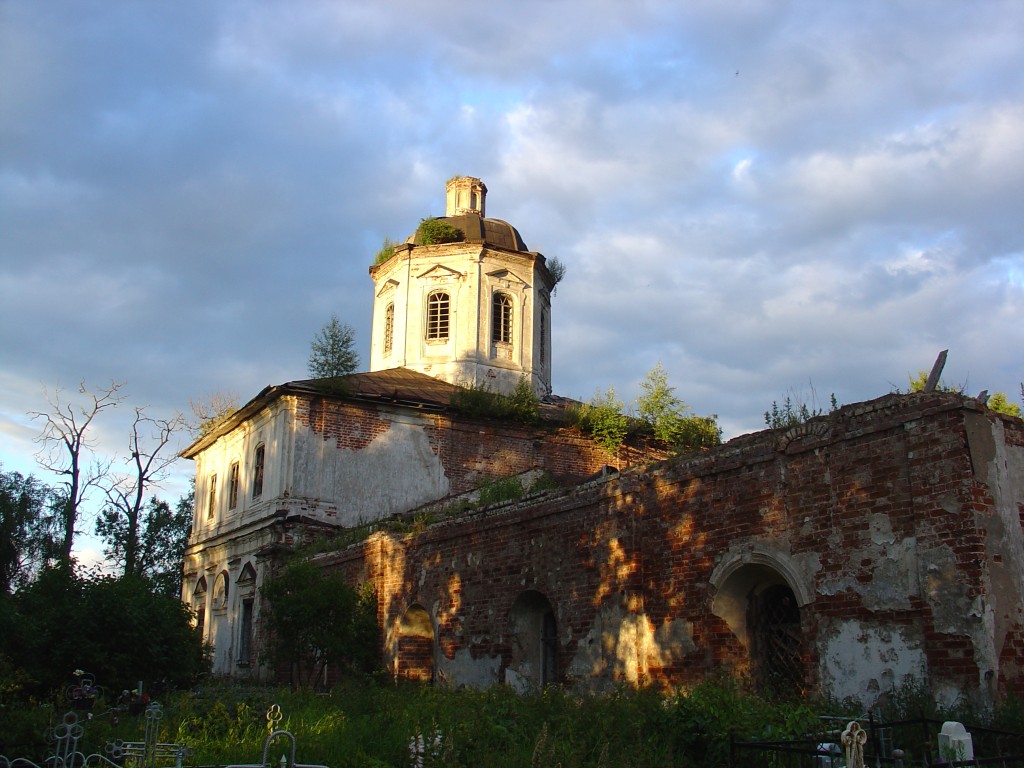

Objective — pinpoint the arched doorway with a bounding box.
[396,605,435,682]
[508,591,558,691]
[710,556,808,697]
[748,583,803,697]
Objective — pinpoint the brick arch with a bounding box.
[709,552,809,696]
[396,604,435,682]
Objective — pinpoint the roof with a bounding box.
[406,213,531,253]
[181,368,459,459]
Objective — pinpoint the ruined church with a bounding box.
[181,177,1024,707]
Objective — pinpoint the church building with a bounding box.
[181,178,1024,707]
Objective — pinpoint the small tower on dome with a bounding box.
[445,176,487,217]
[368,177,556,397]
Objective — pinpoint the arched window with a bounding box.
[383,303,395,357]
[252,444,265,498]
[492,293,513,344]
[426,291,450,341]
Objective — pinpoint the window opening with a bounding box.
[206,474,217,519]
[252,444,265,498]
[492,293,513,344]
[426,291,450,340]
[238,598,254,666]
[228,462,239,510]
[749,584,804,697]
[383,303,395,356]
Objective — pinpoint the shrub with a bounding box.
[372,237,398,266]
[416,218,463,245]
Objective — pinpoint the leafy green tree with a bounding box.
[6,568,205,697]
[308,314,360,379]
[260,560,378,688]
[986,391,1022,418]
[0,466,59,594]
[96,490,192,597]
[372,236,398,266]
[636,363,722,453]
[572,387,628,455]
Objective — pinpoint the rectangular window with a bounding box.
[384,303,395,356]
[252,445,265,498]
[238,598,254,665]
[492,293,513,344]
[426,291,449,340]
[228,462,239,510]
[206,473,217,519]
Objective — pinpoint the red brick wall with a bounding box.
[306,393,1022,702]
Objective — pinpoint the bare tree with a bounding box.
[98,406,186,577]
[31,381,124,564]
[189,390,240,437]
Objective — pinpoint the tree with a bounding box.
[0,466,58,594]
[31,381,124,564]
[260,560,378,688]
[189,391,239,437]
[636,364,722,453]
[571,387,628,456]
[96,491,192,596]
[308,314,360,379]
[986,391,1022,418]
[6,568,206,697]
[98,407,186,578]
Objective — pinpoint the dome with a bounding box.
[405,213,530,252]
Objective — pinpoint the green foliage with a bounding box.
[260,561,379,688]
[0,679,837,767]
[372,236,398,266]
[636,363,722,454]
[450,376,539,424]
[95,491,192,597]
[987,391,1022,418]
[416,217,464,245]
[4,568,206,698]
[764,391,839,429]
[308,314,359,379]
[546,256,567,293]
[0,465,59,594]
[476,476,525,507]
[569,387,628,455]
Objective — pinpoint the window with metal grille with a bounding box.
[383,303,395,356]
[492,293,513,344]
[228,462,239,509]
[426,291,449,340]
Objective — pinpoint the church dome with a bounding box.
[405,213,529,252]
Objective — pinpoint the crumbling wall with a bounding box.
[314,393,1024,706]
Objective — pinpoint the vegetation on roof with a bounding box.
[417,217,464,245]
[372,236,399,266]
[449,376,539,424]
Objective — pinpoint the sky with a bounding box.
[2,1,1023,560]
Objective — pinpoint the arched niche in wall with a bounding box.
[507,590,558,691]
[211,571,230,612]
[709,551,810,697]
[396,604,435,683]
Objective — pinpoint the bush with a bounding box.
[416,218,463,245]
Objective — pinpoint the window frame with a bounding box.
[206,473,217,519]
[228,461,239,510]
[492,292,513,345]
[426,290,450,341]
[383,302,395,357]
[252,444,265,499]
